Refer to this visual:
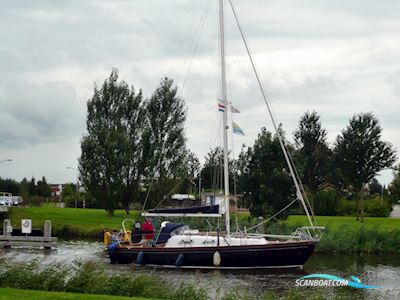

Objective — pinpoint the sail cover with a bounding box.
[155,222,185,244]
[149,204,219,214]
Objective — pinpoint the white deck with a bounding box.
[165,234,268,247]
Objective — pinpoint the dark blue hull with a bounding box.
[108,240,317,269]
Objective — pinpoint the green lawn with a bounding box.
[0,288,156,300]
[287,215,400,231]
[6,206,140,236]
[5,207,400,238]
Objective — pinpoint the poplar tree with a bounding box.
[80,69,144,215]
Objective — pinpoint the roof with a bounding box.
[170,194,196,200]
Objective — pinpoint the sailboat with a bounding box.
[107,0,324,269]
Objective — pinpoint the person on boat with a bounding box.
[131,222,144,244]
[111,229,120,243]
[141,218,155,245]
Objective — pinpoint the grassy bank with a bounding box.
[0,260,356,300]
[0,288,155,300]
[0,260,207,300]
[6,206,139,237]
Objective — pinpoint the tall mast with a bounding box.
[219,0,230,235]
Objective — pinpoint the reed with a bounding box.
[0,260,207,300]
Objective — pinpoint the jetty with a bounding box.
[0,219,57,249]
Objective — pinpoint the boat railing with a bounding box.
[232,226,325,241]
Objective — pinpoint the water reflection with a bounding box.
[0,241,399,299]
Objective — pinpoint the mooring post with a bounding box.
[43,220,52,249]
[3,219,12,237]
[256,217,265,234]
[44,220,52,238]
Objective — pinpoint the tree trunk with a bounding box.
[360,184,364,223]
[356,197,359,221]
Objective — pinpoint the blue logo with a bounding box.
[295,273,382,289]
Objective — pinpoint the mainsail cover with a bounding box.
[149,204,220,214]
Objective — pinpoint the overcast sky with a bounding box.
[0,0,399,185]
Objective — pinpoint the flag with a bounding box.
[231,105,240,113]
[232,122,245,136]
[217,99,226,112]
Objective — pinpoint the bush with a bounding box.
[337,196,391,217]
[364,196,391,217]
[312,188,339,216]
[336,198,357,216]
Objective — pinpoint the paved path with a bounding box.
[390,204,400,218]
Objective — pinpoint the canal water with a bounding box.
[0,240,399,299]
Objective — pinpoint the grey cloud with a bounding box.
[0,79,83,147]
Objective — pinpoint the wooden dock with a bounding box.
[0,219,57,249]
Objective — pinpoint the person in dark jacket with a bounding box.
[131,222,144,243]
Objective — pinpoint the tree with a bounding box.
[144,77,187,205]
[80,69,131,215]
[36,176,51,197]
[368,178,383,196]
[334,113,397,222]
[200,147,235,192]
[389,165,400,204]
[238,128,294,218]
[0,177,20,195]
[294,111,331,194]
[119,81,147,214]
[186,151,200,194]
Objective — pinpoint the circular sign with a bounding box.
[23,220,30,228]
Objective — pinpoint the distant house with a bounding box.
[200,191,248,212]
[50,184,63,197]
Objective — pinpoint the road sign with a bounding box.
[21,219,32,234]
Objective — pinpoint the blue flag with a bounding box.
[232,122,245,136]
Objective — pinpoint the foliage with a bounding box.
[186,151,200,194]
[200,147,234,192]
[336,198,357,216]
[389,164,400,204]
[294,111,331,193]
[0,260,207,300]
[311,188,339,216]
[36,176,52,197]
[335,113,396,187]
[0,288,152,300]
[364,196,392,217]
[237,128,295,218]
[334,112,397,220]
[79,69,146,215]
[144,77,188,206]
[0,177,20,195]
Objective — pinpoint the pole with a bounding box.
[219,0,230,236]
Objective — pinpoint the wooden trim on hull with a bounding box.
[108,240,317,269]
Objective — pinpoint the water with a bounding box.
[1,240,399,299]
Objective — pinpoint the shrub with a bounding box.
[312,188,339,216]
[364,196,391,217]
[336,198,357,216]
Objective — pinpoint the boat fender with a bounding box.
[213,251,221,267]
[136,251,145,266]
[175,253,184,268]
[108,241,119,252]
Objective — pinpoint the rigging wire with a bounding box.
[228,0,315,228]
[178,0,212,93]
